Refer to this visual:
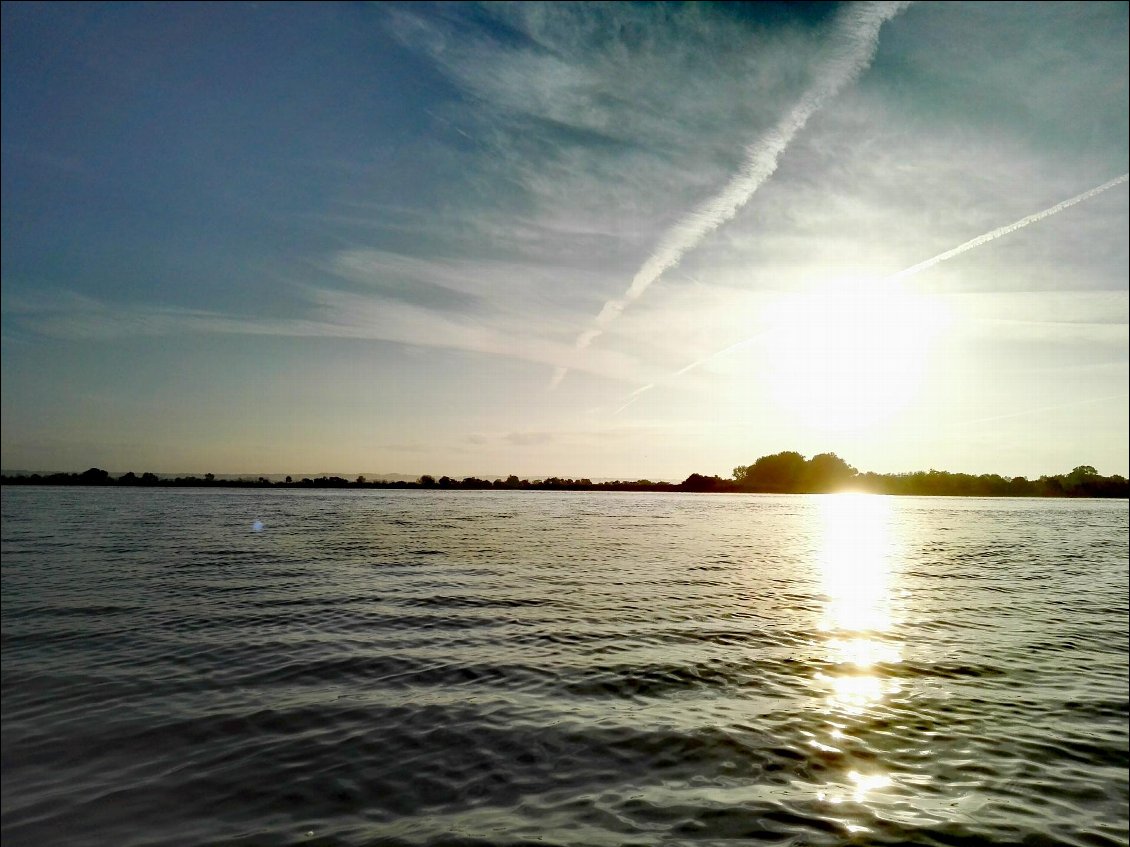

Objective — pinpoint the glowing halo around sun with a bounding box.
[760,276,952,431]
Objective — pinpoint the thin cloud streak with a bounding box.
[553,0,911,389]
[10,287,649,386]
[950,392,1129,428]
[888,173,1129,283]
[616,173,1130,414]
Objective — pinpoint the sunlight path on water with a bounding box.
[807,495,910,828]
[2,489,1125,845]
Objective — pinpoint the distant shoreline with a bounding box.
[2,480,1127,499]
[2,450,1127,498]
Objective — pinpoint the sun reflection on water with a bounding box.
[818,494,896,633]
[809,493,903,821]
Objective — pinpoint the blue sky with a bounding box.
[2,1,1127,479]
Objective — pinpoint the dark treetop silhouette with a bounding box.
[2,453,1126,497]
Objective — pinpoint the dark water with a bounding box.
[1,488,1127,847]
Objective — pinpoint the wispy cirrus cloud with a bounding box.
[549,1,911,388]
[376,3,877,298]
[608,171,1128,413]
[4,279,652,385]
[888,174,1129,283]
[3,2,1126,477]
[504,431,554,447]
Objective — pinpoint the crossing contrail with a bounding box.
[952,392,1128,428]
[887,172,1129,283]
[615,172,1130,413]
[550,0,912,390]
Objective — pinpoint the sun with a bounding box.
[760,276,950,431]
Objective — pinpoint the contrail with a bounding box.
[952,392,1128,428]
[615,172,1130,413]
[549,1,911,390]
[888,173,1129,283]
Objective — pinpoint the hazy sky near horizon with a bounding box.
[2,1,1127,479]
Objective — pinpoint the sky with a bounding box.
[2,1,1127,480]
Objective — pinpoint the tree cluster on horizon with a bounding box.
[1,452,1126,497]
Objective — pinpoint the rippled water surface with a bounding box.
[2,488,1127,846]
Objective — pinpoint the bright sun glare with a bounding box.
[808,494,903,815]
[815,493,902,716]
[762,277,951,431]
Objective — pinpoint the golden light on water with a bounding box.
[817,492,899,653]
[817,770,895,807]
[809,493,903,817]
[825,636,901,668]
[816,492,901,711]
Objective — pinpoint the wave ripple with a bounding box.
[2,489,1127,846]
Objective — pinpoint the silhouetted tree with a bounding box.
[802,453,858,492]
[734,451,807,492]
[4,453,1125,497]
[79,467,111,485]
[681,473,728,492]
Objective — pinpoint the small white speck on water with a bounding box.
[251,520,264,532]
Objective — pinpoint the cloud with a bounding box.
[377,443,430,454]
[376,2,886,303]
[328,249,483,313]
[504,431,554,447]
[550,1,911,387]
[888,174,1129,284]
[951,290,1129,329]
[5,281,653,386]
[610,173,1128,413]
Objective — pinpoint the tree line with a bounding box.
[1,452,1126,497]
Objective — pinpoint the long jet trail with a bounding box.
[550,0,911,390]
[951,392,1128,428]
[887,172,1129,283]
[616,172,1130,413]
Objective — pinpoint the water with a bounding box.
[1,488,1126,847]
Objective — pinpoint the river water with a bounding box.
[1,488,1126,846]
